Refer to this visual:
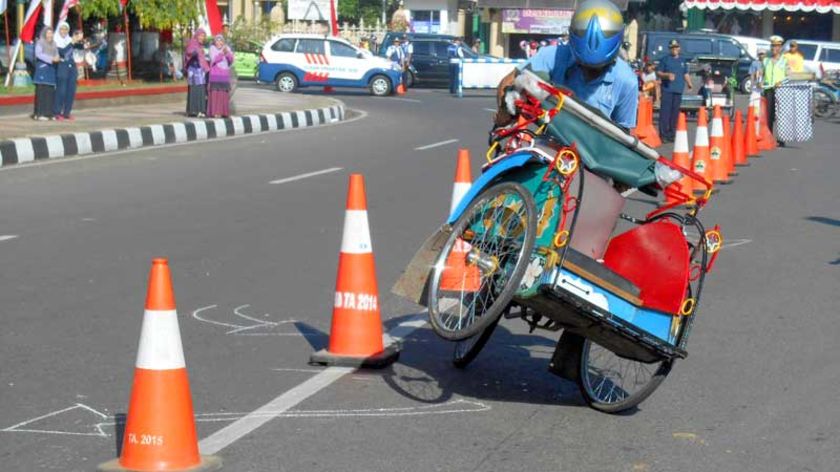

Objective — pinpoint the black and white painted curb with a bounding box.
[0,104,345,167]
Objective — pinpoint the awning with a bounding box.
[682,0,840,14]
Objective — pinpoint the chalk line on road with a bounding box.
[269,167,343,185]
[0,235,19,242]
[198,313,428,455]
[389,97,423,103]
[414,139,459,151]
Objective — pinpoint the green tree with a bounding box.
[80,0,201,30]
[80,0,121,20]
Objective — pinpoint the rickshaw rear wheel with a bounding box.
[577,339,673,414]
[428,181,537,341]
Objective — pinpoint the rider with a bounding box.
[495,0,638,130]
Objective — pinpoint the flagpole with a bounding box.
[123,8,131,81]
[4,11,10,59]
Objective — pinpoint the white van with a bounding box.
[729,35,770,59]
[257,34,403,96]
[785,39,840,78]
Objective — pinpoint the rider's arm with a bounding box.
[494,46,559,126]
[612,75,638,130]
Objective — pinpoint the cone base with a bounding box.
[310,344,399,369]
[98,455,221,472]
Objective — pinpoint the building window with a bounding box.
[412,10,441,34]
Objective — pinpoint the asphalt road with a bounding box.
[1,87,838,472]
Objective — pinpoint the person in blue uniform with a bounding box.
[656,39,693,142]
[495,0,638,130]
[448,37,465,94]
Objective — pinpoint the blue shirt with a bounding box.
[523,44,638,129]
[658,55,688,94]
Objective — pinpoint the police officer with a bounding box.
[495,0,638,129]
[385,37,404,68]
[657,39,693,142]
[763,35,789,145]
[448,37,465,94]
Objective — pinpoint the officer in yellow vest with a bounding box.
[763,35,789,146]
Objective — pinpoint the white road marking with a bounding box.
[191,304,322,336]
[483,108,496,112]
[389,97,422,103]
[198,313,428,455]
[0,235,18,242]
[269,167,343,185]
[1,403,109,437]
[414,139,459,151]
[2,398,486,438]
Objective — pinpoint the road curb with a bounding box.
[0,103,346,167]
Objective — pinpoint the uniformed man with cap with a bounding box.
[763,35,789,146]
[657,38,693,142]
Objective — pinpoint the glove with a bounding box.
[654,161,683,188]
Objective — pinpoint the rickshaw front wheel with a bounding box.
[577,339,673,414]
[428,181,537,341]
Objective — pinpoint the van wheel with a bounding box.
[275,72,298,93]
[369,75,392,96]
[406,71,416,88]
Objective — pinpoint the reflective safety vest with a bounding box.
[762,56,787,89]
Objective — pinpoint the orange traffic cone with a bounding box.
[449,149,473,216]
[757,97,777,151]
[663,112,692,206]
[745,105,760,158]
[440,149,480,292]
[633,96,661,148]
[396,82,406,95]
[98,259,220,472]
[732,109,749,167]
[722,112,737,177]
[323,86,335,94]
[310,174,399,368]
[692,107,714,195]
[709,106,730,185]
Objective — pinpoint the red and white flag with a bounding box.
[20,0,43,42]
[58,0,79,24]
[42,0,53,26]
[4,0,42,86]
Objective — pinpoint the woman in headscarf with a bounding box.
[184,28,210,117]
[33,27,60,121]
[53,22,84,121]
[207,34,234,118]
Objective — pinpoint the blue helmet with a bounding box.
[568,0,625,68]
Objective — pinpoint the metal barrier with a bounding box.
[451,58,527,98]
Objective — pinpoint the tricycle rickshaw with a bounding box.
[393,70,723,413]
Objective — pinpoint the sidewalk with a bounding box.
[0,87,345,166]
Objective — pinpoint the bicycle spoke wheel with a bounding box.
[577,338,672,413]
[428,181,536,341]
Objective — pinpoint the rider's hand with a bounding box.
[495,71,518,127]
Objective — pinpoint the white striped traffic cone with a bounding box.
[310,174,399,368]
[98,259,220,472]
